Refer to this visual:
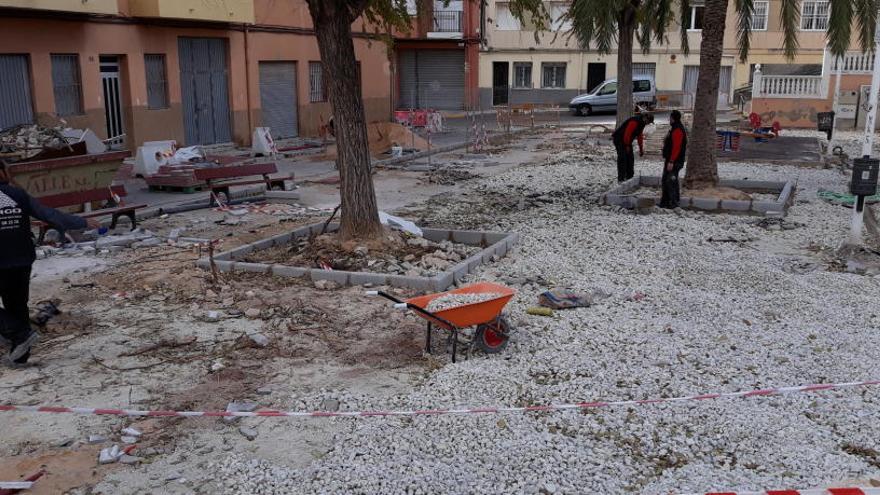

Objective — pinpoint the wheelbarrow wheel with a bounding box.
[474,316,511,354]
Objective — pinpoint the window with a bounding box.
[801,1,829,31]
[309,61,326,102]
[597,82,617,95]
[751,1,769,30]
[51,54,83,116]
[513,62,532,88]
[688,6,705,30]
[634,80,652,92]
[550,3,572,31]
[144,54,169,109]
[632,62,656,81]
[495,3,521,30]
[542,63,566,88]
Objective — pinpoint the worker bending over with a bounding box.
[612,113,654,182]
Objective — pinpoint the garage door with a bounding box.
[398,50,465,110]
[259,62,298,139]
[178,37,232,145]
[0,55,34,130]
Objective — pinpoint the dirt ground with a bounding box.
[0,130,559,494]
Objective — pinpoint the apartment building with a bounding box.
[394,0,481,111]
[0,0,393,148]
[732,0,830,89]
[479,1,837,109]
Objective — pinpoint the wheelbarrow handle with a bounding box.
[371,291,458,329]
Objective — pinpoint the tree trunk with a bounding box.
[683,0,728,188]
[307,0,383,241]
[616,6,636,128]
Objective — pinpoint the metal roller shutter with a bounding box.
[397,50,464,110]
[259,62,298,138]
[0,55,34,130]
[178,37,232,145]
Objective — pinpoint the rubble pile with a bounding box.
[0,124,74,162]
[424,292,504,312]
[244,233,480,277]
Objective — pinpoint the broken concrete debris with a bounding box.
[238,426,258,441]
[223,401,258,424]
[425,292,504,312]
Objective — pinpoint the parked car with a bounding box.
[569,77,657,116]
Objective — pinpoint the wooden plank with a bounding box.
[35,185,127,209]
[192,162,277,181]
[7,151,130,174]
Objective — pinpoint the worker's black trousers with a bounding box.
[615,143,635,182]
[660,164,683,208]
[0,266,33,363]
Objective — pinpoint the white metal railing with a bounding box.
[833,51,876,73]
[758,75,825,98]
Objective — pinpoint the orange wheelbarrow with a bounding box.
[369,282,515,363]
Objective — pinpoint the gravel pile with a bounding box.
[213,143,880,494]
[425,292,505,312]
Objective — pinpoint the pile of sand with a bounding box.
[317,122,429,161]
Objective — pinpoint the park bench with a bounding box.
[191,162,292,206]
[33,185,146,242]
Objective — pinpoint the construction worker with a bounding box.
[0,161,99,367]
[612,113,654,182]
[660,110,688,209]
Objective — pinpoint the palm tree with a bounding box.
[685,0,878,188]
[566,0,691,126]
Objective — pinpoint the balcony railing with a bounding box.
[432,10,463,33]
[833,51,876,74]
[757,75,825,98]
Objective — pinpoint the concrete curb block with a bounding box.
[198,221,519,292]
[601,176,797,216]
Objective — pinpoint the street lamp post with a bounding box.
[850,19,880,246]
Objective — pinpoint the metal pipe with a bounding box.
[243,24,253,144]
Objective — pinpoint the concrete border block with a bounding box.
[465,254,483,272]
[250,238,275,251]
[452,263,469,283]
[196,259,210,269]
[432,272,454,291]
[236,262,273,274]
[292,226,312,239]
[272,265,309,278]
[752,200,784,214]
[271,233,293,246]
[678,197,692,208]
[451,230,484,245]
[720,199,752,212]
[388,275,435,292]
[215,260,235,272]
[349,272,389,286]
[493,241,508,257]
[484,232,507,245]
[421,228,451,243]
[639,176,661,188]
[310,270,350,285]
[506,233,521,246]
[720,179,786,191]
[692,198,720,210]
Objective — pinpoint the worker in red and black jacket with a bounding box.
[660,110,688,208]
[0,161,99,367]
[612,113,654,182]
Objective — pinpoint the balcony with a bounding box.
[428,10,462,39]
[128,0,255,24]
[0,0,118,15]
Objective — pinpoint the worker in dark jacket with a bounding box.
[612,113,654,182]
[660,110,688,208]
[0,161,98,366]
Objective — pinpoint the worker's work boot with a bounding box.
[8,331,38,363]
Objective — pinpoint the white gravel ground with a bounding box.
[212,144,880,494]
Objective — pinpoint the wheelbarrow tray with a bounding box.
[406,282,515,330]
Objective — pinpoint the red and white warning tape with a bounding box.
[689,488,880,495]
[0,380,878,419]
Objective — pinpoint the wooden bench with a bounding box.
[33,185,146,242]
[191,162,291,206]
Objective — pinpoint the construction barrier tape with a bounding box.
[0,380,878,419]
[687,489,880,495]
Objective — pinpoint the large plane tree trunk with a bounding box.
[684,0,728,188]
[616,4,637,127]
[307,0,383,241]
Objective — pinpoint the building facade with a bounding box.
[478,0,842,110]
[0,0,393,148]
[394,0,481,111]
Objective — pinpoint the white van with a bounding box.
[569,77,657,116]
